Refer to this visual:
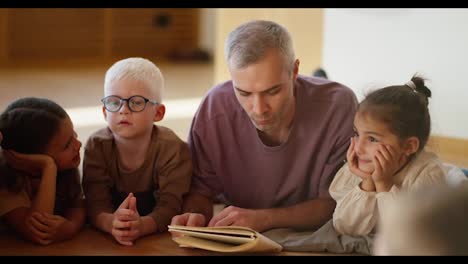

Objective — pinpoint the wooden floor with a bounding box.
[0,59,467,169]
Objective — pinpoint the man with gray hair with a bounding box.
[171,20,357,232]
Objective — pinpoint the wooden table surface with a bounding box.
[0,226,341,256]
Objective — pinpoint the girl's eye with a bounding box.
[369,137,378,143]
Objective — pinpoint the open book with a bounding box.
[168,225,283,253]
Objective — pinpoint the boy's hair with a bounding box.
[0,97,68,154]
[225,20,296,75]
[358,75,432,151]
[104,57,164,103]
[378,183,468,255]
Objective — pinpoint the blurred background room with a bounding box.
[0,8,466,172]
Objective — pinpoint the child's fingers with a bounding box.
[30,213,50,233]
[112,219,131,229]
[129,196,137,213]
[28,222,50,240]
[378,145,392,162]
[117,193,133,210]
[112,226,138,242]
[372,155,383,175]
[114,209,135,220]
[115,236,133,246]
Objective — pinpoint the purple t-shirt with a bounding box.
[189,75,357,209]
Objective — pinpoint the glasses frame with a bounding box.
[101,95,159,113]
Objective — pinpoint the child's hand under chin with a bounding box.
[3,150,56,177]
[371,144,408,192]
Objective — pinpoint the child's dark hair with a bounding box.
[358,75,432,151]
[0,97,68,153]
[0,97,72,193]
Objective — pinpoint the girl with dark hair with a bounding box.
[329,75,447,236]
[0,97,85,245]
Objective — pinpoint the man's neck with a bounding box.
[258,99,296,146]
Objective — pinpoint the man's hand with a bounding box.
[208,206,271,232]
[171,212,206,227]
[169,213,206,238]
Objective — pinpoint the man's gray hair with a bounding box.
[225,20,295,74]
[104,57,164,102]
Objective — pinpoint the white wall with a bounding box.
[323,8,468,139]
[199,8,216,56]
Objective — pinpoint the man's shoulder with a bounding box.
[298,75,355,98]
[195,80,239,123]
[204,80,235,104]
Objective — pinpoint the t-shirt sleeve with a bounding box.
[82,136,114,221]
[148,138,192,232]
[0,188,30,217]
[318,92,357,199]
[187,123,223,199]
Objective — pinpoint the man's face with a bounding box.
[230,49,298,134]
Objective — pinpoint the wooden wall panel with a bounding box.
[4,8,198,62]
[8,8,105,59]
[110,8,199,59]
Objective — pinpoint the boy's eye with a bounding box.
[131,100,144,106]
[109,101,120,107]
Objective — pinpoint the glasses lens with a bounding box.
[129,96,146,112]
[104,96,121,112]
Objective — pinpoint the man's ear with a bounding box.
[403,136,420,156]
[292,59,300,81]
[154,104,165,122]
